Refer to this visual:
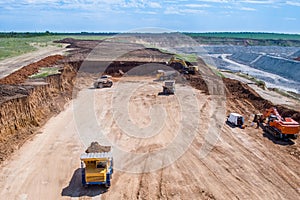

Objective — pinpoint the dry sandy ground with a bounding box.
[223,72,300,111]
[0,44,69,79]
[0,76,299,200]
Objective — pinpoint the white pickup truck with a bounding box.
[94,75,113,88]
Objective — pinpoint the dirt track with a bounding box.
[0,76,299,199]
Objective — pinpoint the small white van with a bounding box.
[227,113,244,127]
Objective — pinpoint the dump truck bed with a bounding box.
[80,152,113,160]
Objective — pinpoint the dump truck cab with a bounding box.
[162,80,175,95]
[80,152,113,188]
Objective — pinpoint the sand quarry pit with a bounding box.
[0,38,299,199]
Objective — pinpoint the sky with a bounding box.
[0,0,300,33]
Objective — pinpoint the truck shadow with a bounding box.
[225,120,238,128]
[61,168,108,198]
[88,87,111,90]
[262,132,295,146]
[158,92,167,96]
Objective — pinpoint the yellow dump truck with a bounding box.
[162,80,175,95]
[80,143,113,188]
[156,70,177,81]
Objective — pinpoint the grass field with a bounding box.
[0,35,67,60]
[0,34,112,61]
[185,32,300,46]
[29,67,61,79]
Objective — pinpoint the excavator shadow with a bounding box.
[262,132,295,146]
[61,168,108,198]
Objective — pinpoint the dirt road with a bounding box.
[0,45,68,79]
[0,76,299,199]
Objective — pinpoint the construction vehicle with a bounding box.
[94,75,113,88]
[167,56,198,74]
[162,80,175,95]
[80,142,113,188]
[156,70,177,81]
[254,107,299,140]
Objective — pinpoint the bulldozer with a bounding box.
[167,56,198,75]
[254,107,299,140]
[94,75,113,89]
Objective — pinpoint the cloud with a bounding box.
[0,0,165,11]
[286,1,300,7]
[284,17,296,21]
[0,0,295,22]
[240,0,275,4]
[196,0,229,3]
[240,6,256,11]
[164,6,205,15]
[148,2,161,8]
[135,10,157,15]
[0,0,286,12]
[183,8,205,14]
[164,6,181,15]
[185,4,211,8]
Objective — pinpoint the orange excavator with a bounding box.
[255,107,299,140]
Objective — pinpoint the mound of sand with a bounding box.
[85,142,111,153]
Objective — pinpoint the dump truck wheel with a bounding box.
[163,88,167,95]
[105,180,111,188]
[105,173,111,188]
[99,83,103,88]
[293,134,298,139]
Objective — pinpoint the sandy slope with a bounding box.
[223,72,300,111]
[0,76,299,200]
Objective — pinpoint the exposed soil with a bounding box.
[0,55,64,85]
[56,38,102,50]
[222,71,300,111]
[0,85,32,103]
[0,44,68,79]
[0,54,79,162]
[222,78,300,123]
[85,142,111,153]
[1,77,299,199]
[0,38,299,199]
[187,72,300,123]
